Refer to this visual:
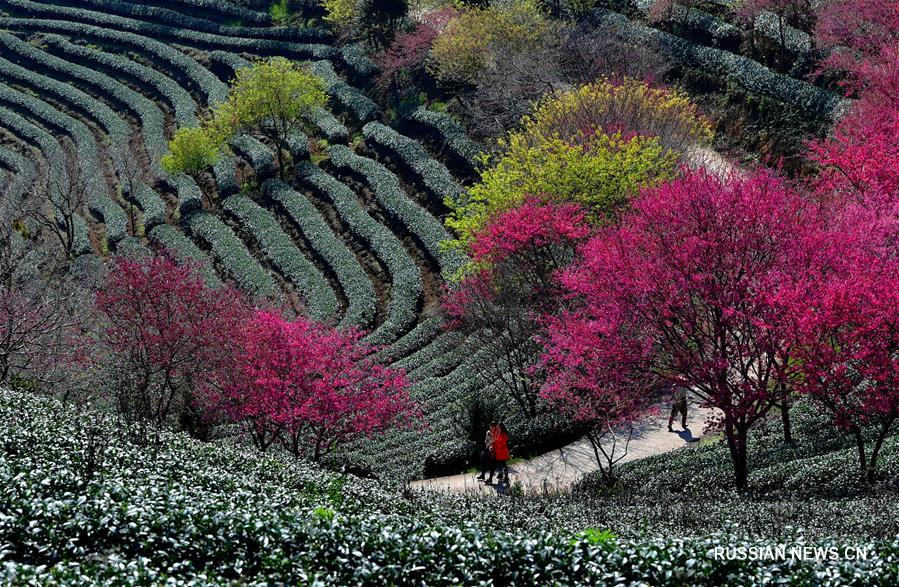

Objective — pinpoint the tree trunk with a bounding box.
[724,419,749,491]
[781,400,793,445]
[866,416,895,484]
[276,146,286,180]
[851,424,868,483]
[313,434,323,462]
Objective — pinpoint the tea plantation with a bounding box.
[3,390,899,585]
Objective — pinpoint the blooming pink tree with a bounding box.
[810,45,899,207]
[85,255,248,437]
[540,305,658,485]
[206,310,419,460]
[545,170,824,490]
[815,0,899,91]
[789,253,899,483]
[443,198,591,417]
[375,7,456,99]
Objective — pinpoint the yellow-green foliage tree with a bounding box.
[160,126,225,179]
[322,0,361,37]
[526,78,713,156]
[447,131,676,247]
[163,58,328,182]
[446,77,711,249]
[428,0,558,85]
[218,57,328,178]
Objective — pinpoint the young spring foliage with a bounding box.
[161,126,225,178]
[163,58,328,180]
[524,78,713,156]
[445,78,710,249]
[428,0,557,86]
[217,57,328,177]
[446,130,675,248]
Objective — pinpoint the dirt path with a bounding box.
[410,400,718,495]
[686,145,738,178]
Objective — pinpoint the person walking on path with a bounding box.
[487,423,510,484]
[477,422,497,481]
[668,386,689,432]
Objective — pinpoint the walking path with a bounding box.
[410,147,731,496]
[410,402,718,495]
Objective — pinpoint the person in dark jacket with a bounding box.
[668,386,688,431]
[477,422,498,481]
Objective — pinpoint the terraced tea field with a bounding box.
[0,0,492,479]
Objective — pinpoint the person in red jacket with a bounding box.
[487,423,510,484]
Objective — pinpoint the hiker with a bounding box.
[487,423,510,484]
[476,422,497,481]
[668,385,689,432]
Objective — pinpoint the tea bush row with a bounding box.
[263,177,377,328]
[222,194,338,321]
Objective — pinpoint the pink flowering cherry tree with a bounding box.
[206,310,420,460]
[810,48,899,207]
[443,198,591,417]
[540,303,658,485]
[375,7,456,99]
[86,255,248,437]
[814,0,899,91]
[545,170,825,490]
[785,204,899,484]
